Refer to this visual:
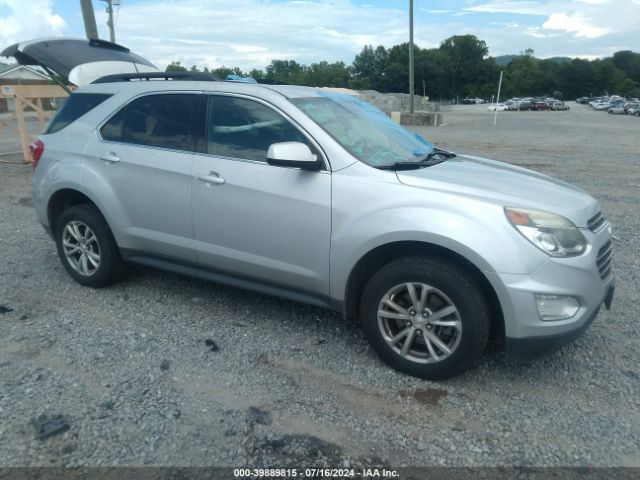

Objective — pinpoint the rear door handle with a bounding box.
[99,152,120,163]
[197,171,225,186]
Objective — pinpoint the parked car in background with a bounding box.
[531,101,550,111]
[487,103,508,111]
[548,100,569,111]
[584,96,640,114]
[593,101,611,110]
[517,101,533,111]
[506,100,520,111]
[462,97,487,105]
[627,105,640,116]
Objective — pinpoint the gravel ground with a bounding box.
[0,102,639,468]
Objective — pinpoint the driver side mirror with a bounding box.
[266,142,320,170]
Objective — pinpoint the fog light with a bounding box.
[535,294,580,321]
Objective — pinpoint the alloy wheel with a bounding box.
[377,282,462,364]
[61,220,101,276]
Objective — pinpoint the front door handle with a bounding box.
[198,171,225,186]
[99,152,120,163]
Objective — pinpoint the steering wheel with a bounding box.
[369,148,402,166]
[350,138,369,153]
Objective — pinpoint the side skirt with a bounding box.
[120,248,333,310]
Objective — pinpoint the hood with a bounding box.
[396,154,598,227]
[1,37,158,86]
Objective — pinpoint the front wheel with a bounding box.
[360,256,491,380]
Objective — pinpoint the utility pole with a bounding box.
[79,0,99,40]
[493,70,503,127]
[409,0,415,113]
[101,0,117,43]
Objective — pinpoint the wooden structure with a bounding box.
[0,84,69,163]
[0,64,53,113]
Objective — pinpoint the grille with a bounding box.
[587,211,606,232]
[596,240,613,280]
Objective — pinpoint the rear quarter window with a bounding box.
[45,93,112,134]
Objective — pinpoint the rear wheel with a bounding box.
[360,256,490,379]
[55,204,124,287]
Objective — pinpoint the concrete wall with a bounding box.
[357,90,433,113]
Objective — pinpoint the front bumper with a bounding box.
[485,225,614,361]
[505,282,614,361]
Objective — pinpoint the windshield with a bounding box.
[290,92,434,168]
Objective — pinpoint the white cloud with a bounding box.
[543,12,610,38]
[465,1,558,16]
[0,0,66,51]
[89,0,640,68]
[1,0,638,73]
[465,0,639,56]
[100,0,410,70]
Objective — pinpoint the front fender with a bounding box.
[329,166,548,303]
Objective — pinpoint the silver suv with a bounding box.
[8,38,615,379]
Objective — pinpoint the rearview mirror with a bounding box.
[266,142,320,170]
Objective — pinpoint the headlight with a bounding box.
[504,207,587,257]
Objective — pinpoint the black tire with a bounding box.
[359,256,490,380]
[54,204,124,287]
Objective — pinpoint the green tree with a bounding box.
[160,43,639,100]
[612,50,640,82]
[439,35,490,98]
[617,78,639,98]
[266,60,306,83]
[211,66,243,79]
[558,59,597,98]
[248,68,265,80]
[165,61,187,72]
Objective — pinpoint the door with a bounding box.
[84,92,203,261]
[191,94,331,297]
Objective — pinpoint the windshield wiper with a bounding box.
[376,148,456,170]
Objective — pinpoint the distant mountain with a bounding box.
[494,55,519,66]
[547,56,572,64]
[493,55,573,66]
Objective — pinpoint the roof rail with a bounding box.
[92,72,220,84]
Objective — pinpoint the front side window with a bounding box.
[100,94,200,152]
[206,95,308,162]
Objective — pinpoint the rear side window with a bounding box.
[100,94,201,152]
[46,93,111,134]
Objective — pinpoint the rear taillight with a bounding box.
[29,139,44,170]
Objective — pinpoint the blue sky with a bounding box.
[1,0,639,70]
